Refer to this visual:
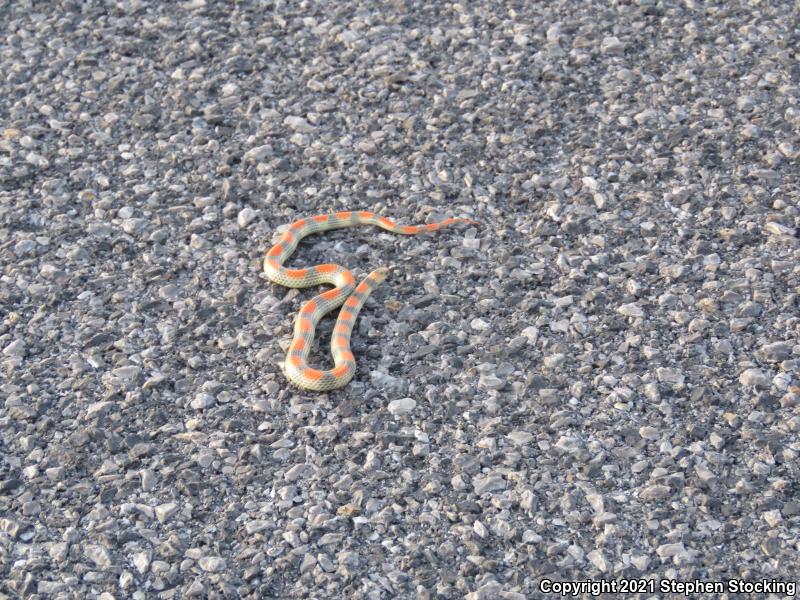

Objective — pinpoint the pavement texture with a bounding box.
[1,0,799,598]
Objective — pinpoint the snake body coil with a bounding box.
[264,210,474,391]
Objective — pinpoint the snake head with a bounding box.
[372,266,390,283]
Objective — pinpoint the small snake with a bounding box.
[264,210,476,391]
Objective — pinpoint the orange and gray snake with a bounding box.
[264,210,476,391]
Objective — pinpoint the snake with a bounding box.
[264,210,476,391]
